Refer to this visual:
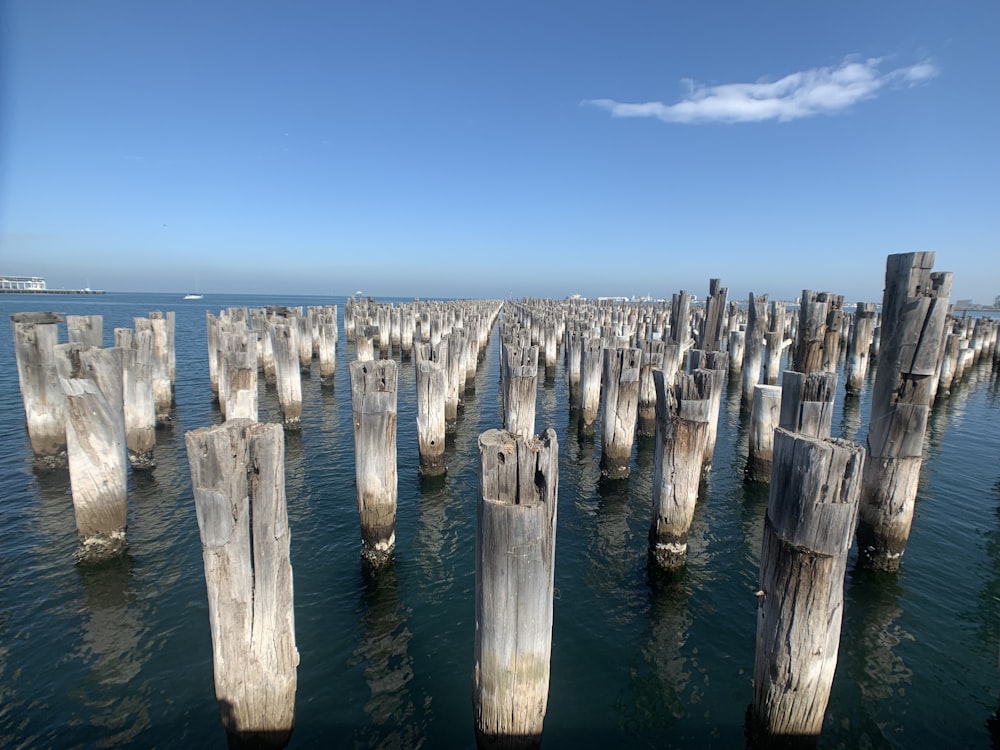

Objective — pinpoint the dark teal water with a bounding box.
[1,292,998,748]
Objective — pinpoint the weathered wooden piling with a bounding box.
[763,302,789,386]
[687,350,728,466]
[356,325,376,361]
[697,278,728,351]
[10,312,68,466]
[317,314,337,386]
[741,293,768,408]
[349,359,398,565]
[565,328,583,408]
[501,341,539,441]
[821,295,845,373]
[937,332,961,397]
[414,353,447,477]
[119,327,156,470]
[751,428,865,738]
[648,368,713,569]
[779,370,837,439]
[62,370,128,562]
[474,428,558,749]
[66,314,103,347]
[268,319,303,430]
[728,329,745,374]
[578,336,604,438]
[185,419,298,747]
[135,315,172,424]
[857,252,952,571]
[222,349,258,422]
[637,340,665,437]
[745,384,782,483]
[792,291,829,375]
[845,302,877,396]
[600,346,642,479]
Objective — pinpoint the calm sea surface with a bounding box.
[1,292,998,749]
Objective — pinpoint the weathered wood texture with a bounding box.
[350,359,398,565]
[268,319,303,429]
[62,374,128,562]
[792,291,829,375]
[222,349,258,422]
[600,346,642,479]
[697,278,728,352]
[763,302,788,386]
[185,420,298,746]
[415,358,447,476]
[746,384,782,483]
[121,327,156,469]
[779,370,837,439]
[10,312,68,463]
[579,337,604,436]
[728,329,745,374]
[741,293,769,407]
[845,302,877,396]
[687,350,728,466]
[752,428,865,738]
[649,368,712,569]
[637,340,665,437]
[858,252,952,571]
[501,342,539,441]
[474,428,558,749]
[66,314,103,347]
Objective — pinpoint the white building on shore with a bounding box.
[0,275,47,291]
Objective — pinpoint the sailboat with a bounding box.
[184,274,204,300]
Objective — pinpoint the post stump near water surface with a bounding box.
[501,341,539,441]
[600,346,642,479]
[350,359,398,566]
[185,419,298,748]
[745,384,782,483]
[751,427,865,740]
[414,347,447,477]
[10,312,68,467]
[857,252,952,571]
[474,428,558,750]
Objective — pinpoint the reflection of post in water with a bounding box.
[76,555,149,744]
[983,482,1000,742]
[353,564,424,750]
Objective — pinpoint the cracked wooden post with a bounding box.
[579,336,604,436]
[118,326,156,470]
[600,346,642,479]
[62,359,128,562]
[697,278,728,351]
[10,312,68,467]
[564,328,583,409]
[222,347,258,422]
[763,301,789,386]
[317,311,337,387]
[414,349,447,477]
[821,294,845,373]
[637,340,665,437]
[185,419,298,748]
[845,302,877,396]
[474,428,558,750]
[649,368,713,569]
[857,252,952,571]
[687,349,728,466]
[501,341,539,441]
[745,384,782,483]
[750,428,864,739]
[349,359,398,566]
[937,332,961,397]
[728,329,745,374]
[741,293,768,408]
[792,291,829,375]
[779,370,837,439]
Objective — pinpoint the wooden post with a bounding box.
[222,349,258,421]
[821,295,845,373]
[10,312,67,466]
[857,252,952,571]
[741,293,768,408]
[779,370,837,439]
[697,278,728,351]
[688,350,728,466]
[648,368,713,569]
[501,341,539,441]
[745,384,782,483]
[751,428,864,738]
[670,292,691,348]
[792,291,828,375]
[349,359,398,566]
[728,329,745,374]
[185,420,298,747]
[120,327,156,470]
[67,314,103,347]
[763,302,788,386]
[937,332,961,397]
[599,346,642,479]
[474,428,558,749]
[268,319,303,430]
[579,337,604,436]
[415,356,447,477]
[564,328,583,408]
[637,340,665,437]
[845,302,877,396]
[317,314,337,387]
[62,372,128,562]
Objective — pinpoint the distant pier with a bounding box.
[0,275,104,295]
[0,287,105,295]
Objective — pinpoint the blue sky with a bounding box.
[1,1,997,302]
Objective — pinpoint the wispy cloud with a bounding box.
[583,56,938,125]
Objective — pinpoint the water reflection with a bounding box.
[351,565,426,749]
[74,555,150,745]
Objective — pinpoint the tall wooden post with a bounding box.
[579,337,604,436]
[349,359,398,566]
[649,369,713,569]
[474,428,558,750]
[62,364,128,562]
[845,302,877,396]
[728,329,745,374]
[857,252,952,571]
[745,384,782,483]
[222,349,258,422]
[637,340,665,437]
[415,357,447,477]
[600,346,642,479]
[741,293,768,408]
[779,370,837,439]
[565,328,583,408]
[763,302,788,386]
[317,315,337,387]
[697,278,728,351]
[268,320,303,430]
[501,342,539,441]
[10,312,67,466]
[185,420,298,747]
[751,428,864,738]
[792,291,829,375]
[120,327,156,470]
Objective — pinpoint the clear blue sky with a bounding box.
[1,1,997,302]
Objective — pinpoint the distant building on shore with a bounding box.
[0,275,46,291]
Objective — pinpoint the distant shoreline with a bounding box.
[0,288,105,295]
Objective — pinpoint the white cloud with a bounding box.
[583,56,938,125]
